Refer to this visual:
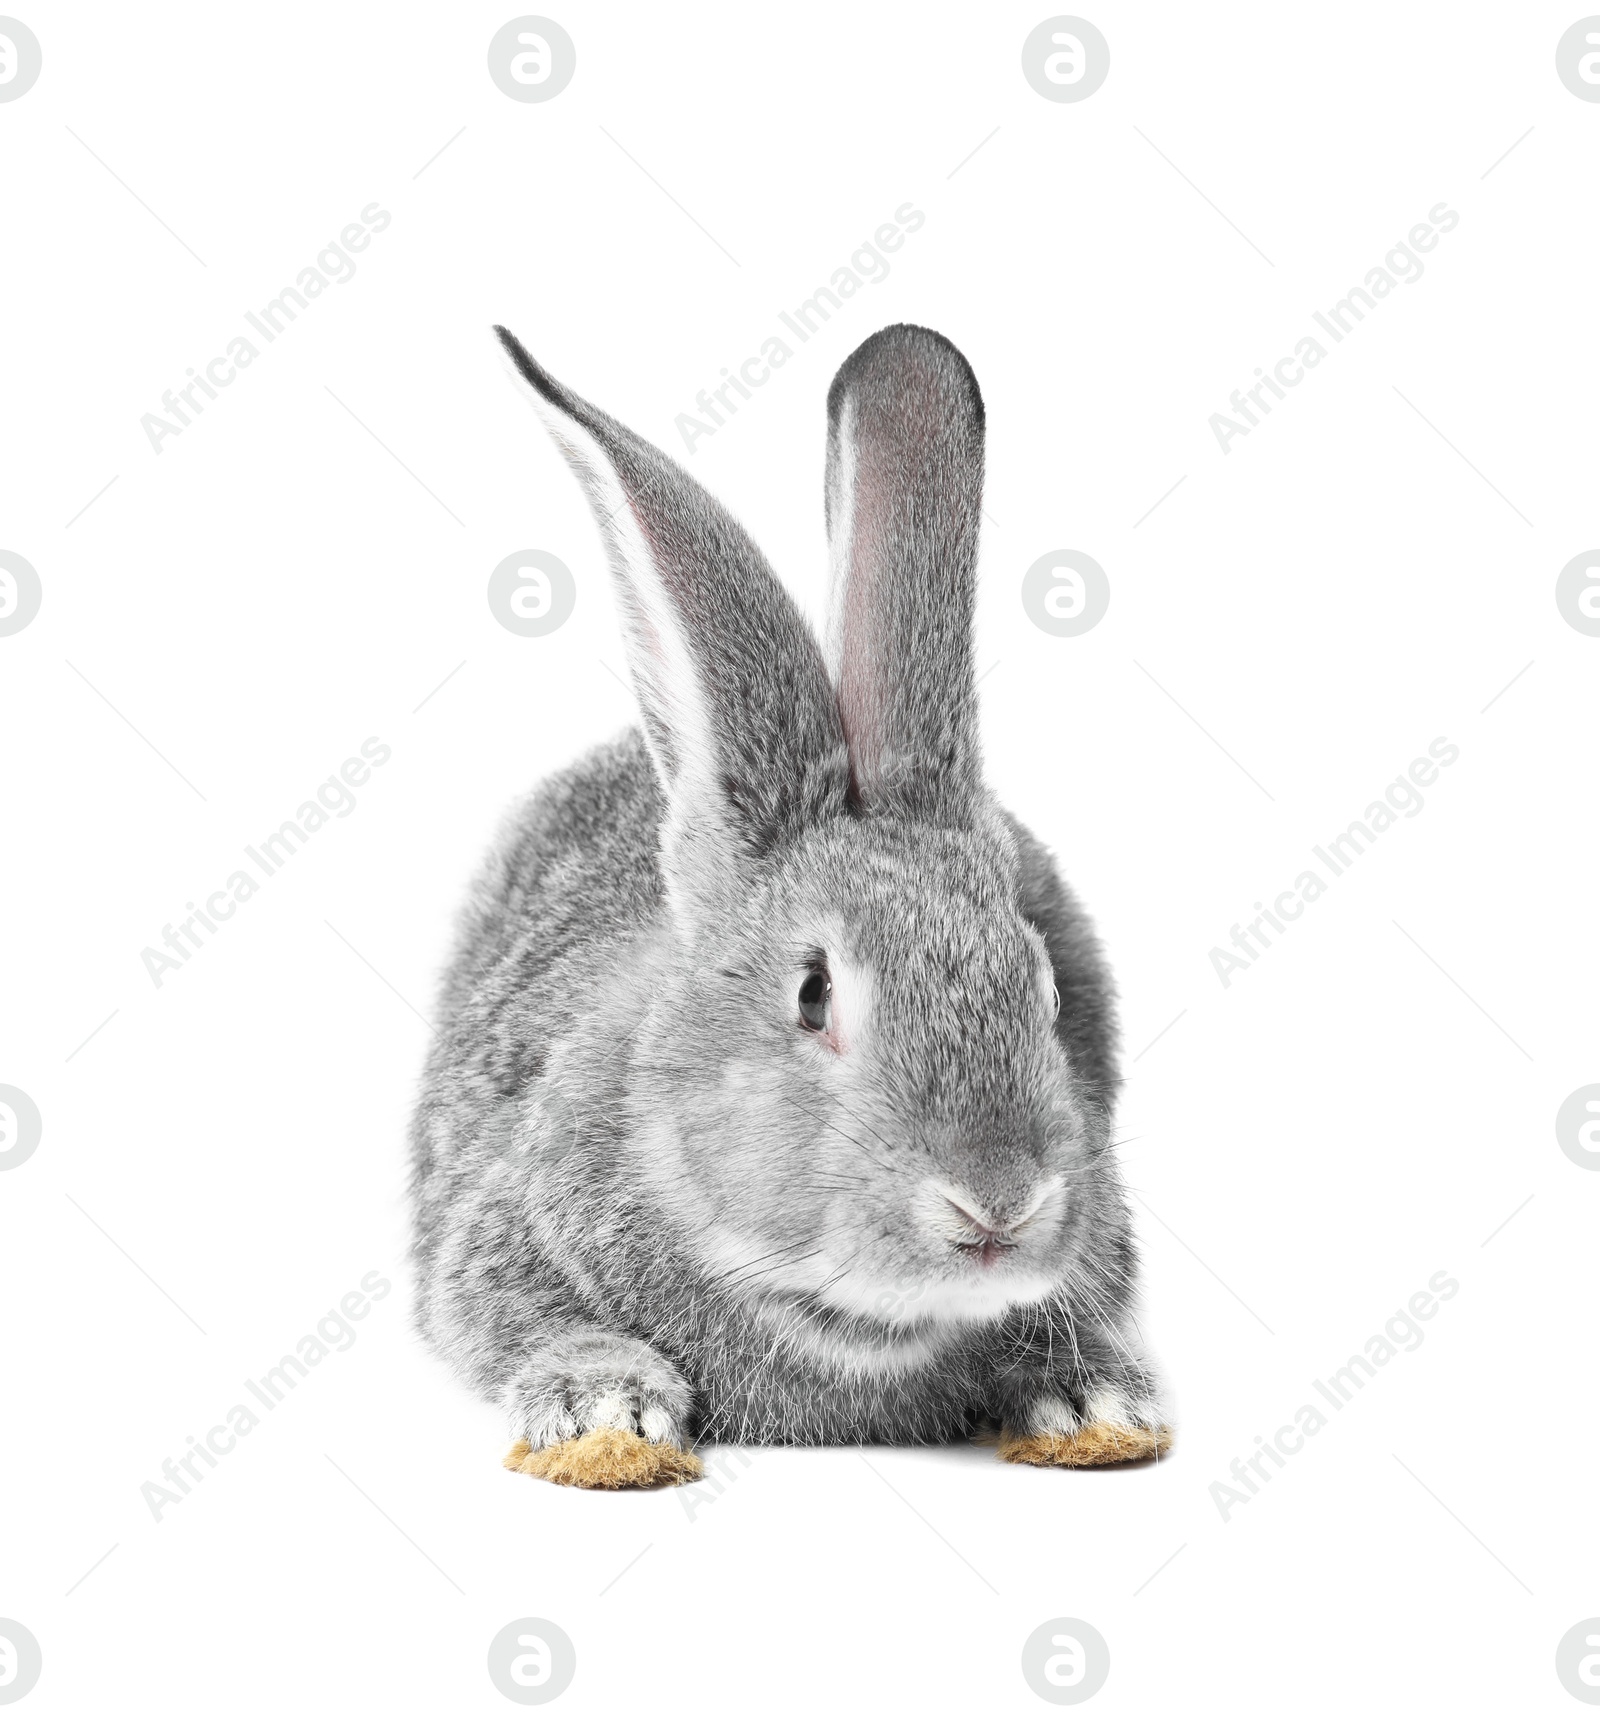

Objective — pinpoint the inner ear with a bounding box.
[821,325,987,825]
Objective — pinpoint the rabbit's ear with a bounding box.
[495,327,847,917]
[823,325,985,824]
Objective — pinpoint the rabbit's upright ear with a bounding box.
[823,325,985,825]
[496,327,847,921]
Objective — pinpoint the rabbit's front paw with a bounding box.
[499,1331,701,1490]
[504,1428,702,1489]
[998,1386,1172,1469]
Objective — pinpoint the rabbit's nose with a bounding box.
[941,1194,1014,1243]
[928,1177,1062,1264]
[938,1178,1057,1230]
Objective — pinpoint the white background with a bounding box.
[3,1,1597,1715]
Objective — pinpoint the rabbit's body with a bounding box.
[412,729,1133,1446]
[412,324,1169,1480]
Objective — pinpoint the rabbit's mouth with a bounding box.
[954,1235,1020,1270]
[795,1182,1067,1328]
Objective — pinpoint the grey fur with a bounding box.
[409,324,1165,1450]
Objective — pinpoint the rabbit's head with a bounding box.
[500,323,1117,1331]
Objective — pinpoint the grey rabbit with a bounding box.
[409,321,1170,1487]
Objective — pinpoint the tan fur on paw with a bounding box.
[502,1428,703,1489]
[998,1421,1173,1468]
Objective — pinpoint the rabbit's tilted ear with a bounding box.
[824,324,985,824]
[495,326,847,916]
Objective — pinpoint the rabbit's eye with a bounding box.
[798,968,830,1032]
